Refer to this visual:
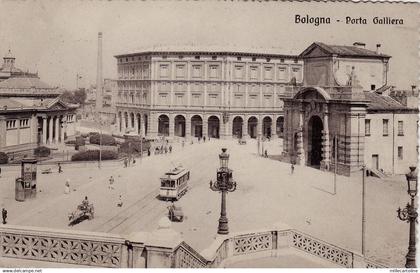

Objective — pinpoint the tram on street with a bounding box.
[159,166,190,200]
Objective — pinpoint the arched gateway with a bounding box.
[283,86,367,176]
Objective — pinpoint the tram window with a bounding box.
[161,180,170,187]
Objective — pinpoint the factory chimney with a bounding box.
[96,32,103,114]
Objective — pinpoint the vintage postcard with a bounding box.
[0,0,419,270]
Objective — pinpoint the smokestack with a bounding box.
[96,32,103,113]
[376,44,381,54]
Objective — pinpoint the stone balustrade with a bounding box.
[0,223,387,268]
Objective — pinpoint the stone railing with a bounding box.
[0,225,128,268]
[0,225,387,268]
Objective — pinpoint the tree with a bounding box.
[74,88,87,105]
[59,89,87,106]
[60,91,77,104]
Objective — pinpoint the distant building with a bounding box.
[114,50,303,139]
[0,50,77,156]
[283,42,418,176]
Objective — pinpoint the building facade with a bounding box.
[114,51,304,140]
[282,42,418,176]
[0,51,77,155]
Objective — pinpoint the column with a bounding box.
[169,113,174,137]
[257,115,262,137]
[60,116,66,143]
[243,116,249,139]
[42,117,47,144]
[134,113,139,134]
[54,116,59,143]
[116,112,121,134]
[185,114,191,139]
[271,117,278,139]
[139,113,144,137]
[48,116,53,144]
[122,112,126,133]
[296,109,305,165]
[321,111,331,171]
[203,116,208,138]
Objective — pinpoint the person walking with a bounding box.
[291,163,295,175]
[58,163,63,173]
[264,150,268,158]
[147,149,151,156]
[117,195,123,207]
[2,208,7,224]
[169,145,172,153]
[64,179,70,194]
[182,140,185,148]
[123,158,128,168]
[109,176,115,190]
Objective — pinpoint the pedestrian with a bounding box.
[291,163,295,175]
[203,136,206,142]
[109,176,115,190]
[148,149,151,156]
[58,163,62,173]
[169,145,172,153]
[117,195,123,207]
[182,140,185,148]
[264,149,268,158]
[2,208,7,224]
[64,179,70,194]
[132,159,136,165]
[124,158,128,168]
[82,196,89,209]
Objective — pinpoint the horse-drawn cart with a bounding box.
[68,201,94,226]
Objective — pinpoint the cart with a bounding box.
[167,204,184,222]
[68,203,95,226]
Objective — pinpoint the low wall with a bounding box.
[0,225,387,268]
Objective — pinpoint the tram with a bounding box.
[159,166,190,200]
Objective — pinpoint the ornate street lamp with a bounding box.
[397,166,418,268]
[210,148,237,235]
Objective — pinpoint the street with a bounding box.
[0,138,410,267]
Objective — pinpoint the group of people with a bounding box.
[154,144,172,155]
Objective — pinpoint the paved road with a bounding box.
[0,138,409,267]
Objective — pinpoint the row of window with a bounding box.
[117,55,299,64]
[365,119,404,136]
[157,63,302,82]
[6,119,30,130]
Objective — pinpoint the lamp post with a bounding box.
[210,148,237,235]
[397,166,418,268]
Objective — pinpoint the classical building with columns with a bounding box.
[283,42,418,176]
[114,50,304,140]
[0,50,77,155]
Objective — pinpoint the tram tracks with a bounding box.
[97,147,215,234]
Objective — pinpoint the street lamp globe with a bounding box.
[219,148,229,169]
[405,166,418,198]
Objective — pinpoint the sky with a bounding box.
[0,0,418,90]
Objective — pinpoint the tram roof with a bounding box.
[161,167,188,179]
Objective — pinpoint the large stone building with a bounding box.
[114,50,304,139]
[282,42,418,176]
[0,50,77,155]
